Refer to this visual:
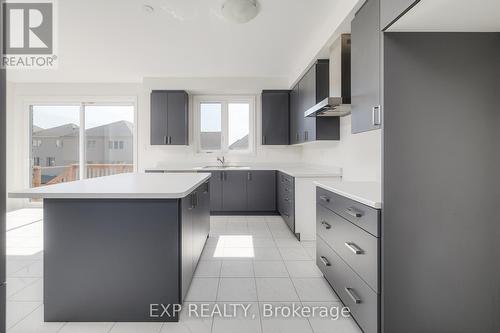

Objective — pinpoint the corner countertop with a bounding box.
[8,173,211,199]
[146,164,342,178]
[314,180,382,209]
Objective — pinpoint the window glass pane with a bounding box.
[228,103,250,150]
[84,105,134,179]
[200,103,222,150]
[31,105,80,189]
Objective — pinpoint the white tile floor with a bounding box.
[6,209,361,333]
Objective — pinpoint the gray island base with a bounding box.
[9,173,211,322]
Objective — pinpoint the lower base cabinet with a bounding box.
[181,181,211,302]
[316,187,381,333]
[277,171,295,234]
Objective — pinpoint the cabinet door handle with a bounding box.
[304,131,308,141]
[321,221,331,229]
[319,256,331,267]
[263,135,266,144]
[164,136,168,144]
[204,182,209,194]
[372,105,381,126]
[247,172,252,181]
[219,172,223,181]
[345,242,363,255]
[345,207,363,218]
[188,193,194,210]
[319,195,330,203]
[345,287,362,304]
[223,172,227,181]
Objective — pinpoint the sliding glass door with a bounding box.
[84,104,134,179]
[30,105,81,188]
[30,102,135,189]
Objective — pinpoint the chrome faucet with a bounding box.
[217,156,225,167]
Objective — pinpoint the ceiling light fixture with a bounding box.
[221,0,259,24]
[142,4,154,14]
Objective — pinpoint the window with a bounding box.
[46,157,56,167]
[196,96,254,153]
[107,140,125,150]
[29,102,135,188]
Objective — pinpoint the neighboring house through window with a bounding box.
[46,157,56,167]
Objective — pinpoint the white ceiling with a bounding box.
[7,0,358,83]
[388,0,500,32]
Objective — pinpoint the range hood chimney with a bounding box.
[305,34,351,117]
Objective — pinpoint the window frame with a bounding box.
[193,95,256,155]
[23,96,138,206]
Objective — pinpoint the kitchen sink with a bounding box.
[200,165,251,170]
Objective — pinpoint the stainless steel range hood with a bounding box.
[305,34,351,117]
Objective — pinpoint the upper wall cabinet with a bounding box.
[150,90,189,145]
[351,0,382,134]
[261,90,290,145]
[290,84,301,144]
[291,60,339,144]
[380,0,420,30]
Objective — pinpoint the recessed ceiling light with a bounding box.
[221,0,259,24]
[142,4,154,14]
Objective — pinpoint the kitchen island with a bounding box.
[9,173,211,322]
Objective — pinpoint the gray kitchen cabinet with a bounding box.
[316,187,381,332]
[290,84,301,144]
[192,182,210,266]
[209,171,223,211]
[261,90,290,145]
[150,91,168,145]
[277,172,295,235]
[351,0,382,133]
[180,194,194,301]
[299,66,317,142]
[246,171,276,212]
[150,90,189,145]
[295,60,339,142]
[381,0,420,30]
[221,171,247,211]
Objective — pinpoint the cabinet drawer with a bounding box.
[317,204,379,292]
[316,237,379,333]
[317,188,380,237]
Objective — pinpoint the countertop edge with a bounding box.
[314,181,382,209]
[8,173,211,200]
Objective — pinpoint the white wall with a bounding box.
[300,117,382,182]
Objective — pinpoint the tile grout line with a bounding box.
[7,302,43,331]
[6,276,42,301]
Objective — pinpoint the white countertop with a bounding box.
[146,164,342,178]
[314,180,382,209]
[9,173,211,199]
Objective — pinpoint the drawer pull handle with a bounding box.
[319,256,331,266]
[345,242,363,255]
[345,287,362,304]
[319,195,330,203]
[345,207,363,218]
[321,221,332,229]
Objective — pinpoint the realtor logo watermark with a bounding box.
[2,0,58,68]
